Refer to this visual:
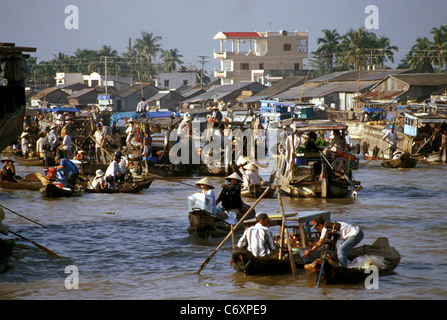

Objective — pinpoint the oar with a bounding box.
[197,185,272,274]
[145,172,198,188]
[8,229,62,259]
[0,204,48,228]
[277,186,297,277]
[316,246,328,288]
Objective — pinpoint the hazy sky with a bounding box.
[1,0,446,72]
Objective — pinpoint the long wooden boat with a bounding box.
[241,184,276,198]
[231,211,331,275]
[13,155,55,166]
[381,152,418,168]
[40,183,84,198]
[0,178,43,191]
[304,237,401,285]
[85,180,152,194]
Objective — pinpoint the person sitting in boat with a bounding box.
[91,169,106,190]
[216,172,243,218]
[327,130,343,152]
[0,157,17,183]
[303,216,364,267]
[237,212,277,258]
[195,177,217,214]
[302,131,320,153]
[54,155,79,189]
[242,163,262,189]
[105,152,124,189]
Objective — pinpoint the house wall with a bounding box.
[157,73,196,90]
[113,86,159,112]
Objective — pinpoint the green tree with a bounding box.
[430,25,447,72]
[313,29,341,72]
[160,48,184,72]
[407,37,435,73]
[133,32,162,73]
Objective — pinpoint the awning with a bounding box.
[360,107,384,113]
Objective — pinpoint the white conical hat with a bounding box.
[236,155,248,166]
[195,177,214,188]
[243,163,257,171]
[226,172,242,181]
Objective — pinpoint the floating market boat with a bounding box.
[231,211,330,275]
[276,121,361,198]
[0,178,43,191]
[381,152,418,168]
[84,180,152,194]
[40,182,83,198]
[13,155,55,167]
[304,237,401,285]
[240,183,275,198]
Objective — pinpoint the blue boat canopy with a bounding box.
[360,107,384,113]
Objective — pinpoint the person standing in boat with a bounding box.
[36,132,50,166]
[47,124,58,152]
[327,130,343,152]
[56,129,72,158]
[20,132,30,158]
[195,177,217,214]
[237,212,277,258]
[91,122,107,165]
[383,125,399,160]
[303,216,364,267]
[216,172,243,215]
[0,157,17,183]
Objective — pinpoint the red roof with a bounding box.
[222,32,261,38]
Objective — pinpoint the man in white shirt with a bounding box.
[105,152,123,189]
[47,125,58,152]
[237,213,277,257]
[92,123,107,164]
[383,125,399,159]
[303,216,363,267]
[136,97,147,115]
[57,130,72,157]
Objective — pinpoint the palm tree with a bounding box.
[133,32,162,71]
[160,48,184,72]
[430,25,447,72]
[374,36,398,67]
[337,28,371,70]
[313,29,341,72]
[407,37,435,73]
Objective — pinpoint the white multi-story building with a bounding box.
[213,30,308,85]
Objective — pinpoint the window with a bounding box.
[183,80,188,85]
[240,63,249,70]
[259,63,264,70]
[164,80,170,87]
[284,43,292,51]
[297,39,307,52]
[91,80,99,87]
[294,63,300,71]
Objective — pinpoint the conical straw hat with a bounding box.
[195,177,214,188]
[243,163,257,171]
[226,172,242,181]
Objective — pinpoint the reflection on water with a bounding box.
[0,161,447,299]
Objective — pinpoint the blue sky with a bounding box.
[1,0,446,72]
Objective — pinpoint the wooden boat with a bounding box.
[381,152,418,168]
[0,178,43,191]
[187,202,255,238]
[40,183,83,198]
[13,155,55,166]
[304,237,401,285]
[241,183,276,198]
[0,173,44,191]
[85,180,152,194]
[276,122,361,198]
[231,211,331,275]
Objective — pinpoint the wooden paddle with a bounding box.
[8,229,62,259]
[0,204,48,228]
[197,185,272,274]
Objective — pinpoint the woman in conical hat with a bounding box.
[217,172,243,214]
[225,172,242,181]
[195,177,216,214]
[195,177,214,189]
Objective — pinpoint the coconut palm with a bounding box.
[133,32,162,71]
[336,28,372,70]
[407,37,435,73]
[374,36,398,67]
[313,29,341,72]
[160,48,184,72]
[430,25,447,72]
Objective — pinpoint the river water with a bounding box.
[0,159,446,301]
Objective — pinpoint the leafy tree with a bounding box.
[160,48,184,72]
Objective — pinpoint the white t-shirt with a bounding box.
[320,221,360,241]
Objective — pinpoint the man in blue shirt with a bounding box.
[55,155,79,189]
